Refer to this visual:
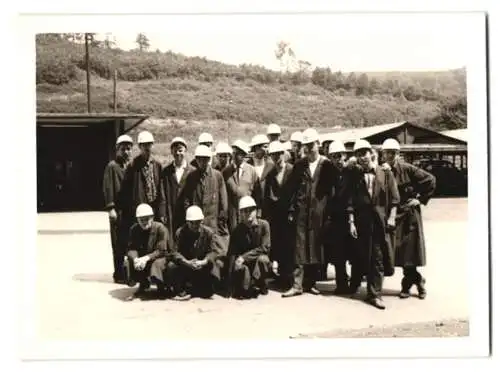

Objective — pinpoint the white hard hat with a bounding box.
[268,141,284,154]
[136,203,154,218]
[328,141,346,154]
[239,195,257,210]
[116,134,133,145]
[185,205,204,221]
[198,132,214,144]
[170,137,187,148]
[251,134,269,148]
[215,142,232,155]
[232,139,249,154]
[137,131,154,144]
[267,123,281,135]
[353,139,372,152]
[194,145,212,158]
[301,128,319,145]
[382,138,401,151]
[290,131,303,143]
[283,141,292,151]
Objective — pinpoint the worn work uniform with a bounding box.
[102,157,128,281]
[118,155,166,234]
[248,158,275,215]
[162,161,196,248]
[286,156,334,292]
[228,219,271,298]
[347,166,400,300]
[125,221,170,289]
[168,224,224,297]
[262,162,294,285]
[390,159,436,294]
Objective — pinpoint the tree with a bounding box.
[274,40,296,72]
[103,33,116,49]
[355,73,370,96]
[136,33,150,52]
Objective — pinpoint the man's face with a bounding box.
[196,156,211,170]
[355,149,373,169]
[268,134,280,142]
[329,152,346,169]
[303,141,319,158]
[217,153,231,168]
[171,144,186,163]
[139,143,153,158]
[239,207,257,226]
[291,141,301,153]
[117,143,133,161]
[253,145,266,159]
[270,151,284,166]
[232,149,246,165]
[187,220,202,233]
[137,215,153,230]
[382,150,397,165]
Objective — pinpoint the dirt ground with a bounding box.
[34,198,469,341]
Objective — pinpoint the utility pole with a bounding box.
[85,33,91,113]
[113,70,118,112]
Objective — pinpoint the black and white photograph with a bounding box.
[12,5,492,362]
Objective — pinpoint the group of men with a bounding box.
[102,123,436,309]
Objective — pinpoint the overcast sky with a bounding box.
[93,13,477,72]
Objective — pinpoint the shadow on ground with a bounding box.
[72,273,115,284]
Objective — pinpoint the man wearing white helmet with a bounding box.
[262,141,294,289]
[222,139,259,232]
[346,139,400,310]
[381,138,436,300]
[124,203,172,301]
[282,128,335,298]
[288,131,304,165]
[227,196,271,299]
[102,134,133,284]
[183,145,229,248]
[248,134,274,215]
[161,137,196,249]
[267,123,282,142]
[118,130,166,237]
[168,206,225,300]
[190,132,219,169]
[214,142,233,171]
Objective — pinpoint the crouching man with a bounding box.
[169,206,224,300]
[124,203,171,301]
[228,196,271,299]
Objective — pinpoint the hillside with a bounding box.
[36,35,467,144]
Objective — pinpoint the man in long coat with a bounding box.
[347,139,400,310]
[168,206,224,300]
[263,141,294,289]
[214,142,233,171]
[288,131,304,165]
[161,137,195,248]
[247,134,274,215]
[381,138,436,300]
[117,131,166,234]
[222,140,259,232]
[228,196,271,299]
[189,132,219,169]
[124,204,171,301]
[102,134,133,284]
[282,128,335,297]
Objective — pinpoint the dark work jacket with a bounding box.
[248,158,275,214]
[102,158,127,211]
[390,160,436,267]
[172,224,222,263]
[228,219,271,261]
[161,161,195,247]
[346,166,400,276]
[127,221,169,261]
[117,155,166,223]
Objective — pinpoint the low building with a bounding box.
[37,113,149,212]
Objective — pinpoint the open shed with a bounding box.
[37,113,149,212]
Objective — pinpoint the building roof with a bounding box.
[440,128,468,143]
[319,122,407,144]
[36,113,149,133]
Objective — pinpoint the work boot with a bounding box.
[282,287,303,298]
[416,278,427,300]
[173,291,192,301]
[399,276,412,299]
[125,283,149,301]
[306,286,321,295]
[365,297,386,310]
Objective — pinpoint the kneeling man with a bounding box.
[228,196,271,299]
[125,203,171,301]
[169,206,224,300]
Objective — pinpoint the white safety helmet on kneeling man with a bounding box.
[136,203,154,218]
[186,205,204,221]
[239,196,257,210]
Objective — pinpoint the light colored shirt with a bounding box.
[174,161,187,183]
[308,156,320,176]
[255,163,265,179]
[363,166,376,197]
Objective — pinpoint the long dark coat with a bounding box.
[346,166,400,276]
[117,155,166,226]
[391,160,436,267]
[248,158,275,214]
[222,162,259,232]
[262,163,294,265]
[286,156,335,265]
[183,167,229,243]
[102,158,127,212]
[161,161,196,247]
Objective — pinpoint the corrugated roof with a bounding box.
[319,122,407,144]
[440,129,467,143]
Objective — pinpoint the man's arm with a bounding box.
[241,220,271,261]
[102,163,116,211]
[410,164,436,205]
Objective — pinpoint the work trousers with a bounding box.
[350,242,384,300]
[109,216,127,281]
[167,262,217,297]
[402,266,424,288]
[125,253,168,288]
[231,254,270,296]
[292,264,321,291]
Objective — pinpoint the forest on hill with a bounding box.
[36,33,467,131]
